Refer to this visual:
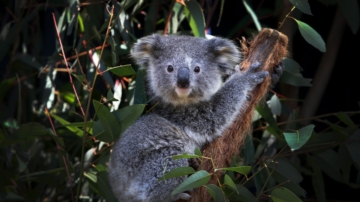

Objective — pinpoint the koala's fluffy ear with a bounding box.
[206,37,241,73]
[131,34,162,68]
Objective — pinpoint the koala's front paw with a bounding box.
[270,62,284,88]
[244,61,269,86]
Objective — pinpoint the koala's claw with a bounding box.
[270,62,284,88]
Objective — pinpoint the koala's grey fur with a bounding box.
[109,34,270,202]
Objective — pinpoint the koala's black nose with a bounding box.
[177,67,190,88]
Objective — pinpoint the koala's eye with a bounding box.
[167,65,174,72]
[194,66,200,73]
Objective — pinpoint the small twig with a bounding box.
[257,161,277,201]
[52,13,86,117]
[277,6,295,30]
[76,5,115,202]
[5,7,18,21]
[55,44,110,67]
[44,107,75,202]
[163,0,176,35]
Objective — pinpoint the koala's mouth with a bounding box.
[175,87,192,97]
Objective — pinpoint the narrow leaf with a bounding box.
[172,170,211,195]
[93,100,121,142]
[158,166,195,181]
[270,187,302,202]
[289,0,312,15]
[216,166,251,175]
[346,130,360,168]
[194,147,202,156]
[338,0,359,34]
[184,0,205,37]
[107,64,135,76]
[112,104,145,135]
[50,113,84,137]
[242,0,261,31]
[96,171,117,201]
[172,153,201,160]
[224,174,238,193]
[294,19,326,52]
[204,184,227,202]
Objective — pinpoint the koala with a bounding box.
[109,34,277,202]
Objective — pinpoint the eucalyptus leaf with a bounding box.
[270,187,302,202]
[172,153,201,160]
[93,100,121,142]
[216,166,251,175]
[294,19,326,52]
[184,0,205,37]
[289,0,312,15]
[107,64,135,77]
[242,0,261,31]
[96,171,117,201]
[338,0,359,34]
[224,174,238,193]
[158,166,195,181]
[172,170,211,195]
[284,124,314,151]
[205,184,227,202]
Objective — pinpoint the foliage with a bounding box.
[0,0,359,201]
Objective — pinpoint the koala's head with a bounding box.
[131,34,241,106]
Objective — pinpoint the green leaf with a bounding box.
[93,100,121,142]
[84,171,97,183]
[338,0,359,34]
[281,58,303,73]
[294,19,326,52]
[244,135,255,165]
[107,89,119,102]
[270,187,302,202]
[112,104,145,135]
[256,104,282,137]
[194,147,202,156]
[107,64,135,76]
[18,167,65,179]
[216,166,251,175]
[72,73,86,84]
[0,193,25,201]
[346,130,360,168]
[184,0,205,37]
[289,0,313,15]
[269,94,281,116]
[172,153,201,160]
[172,170,210,195]
[284,124,314,151]
[133,69,147,104]
[205,184,227,202]
[307,155,326,201]
[158,166,195,181]
[50,113,84,137]
[269,158,303,184]
[224,174,238,194]
[242,0,261,31]
[336,112,356,128]
[236,186,257,202]
[280,69,312,87]
[96,171,117,201]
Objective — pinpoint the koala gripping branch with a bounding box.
[189,28,288,202]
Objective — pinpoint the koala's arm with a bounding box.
[195,62,269,140]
